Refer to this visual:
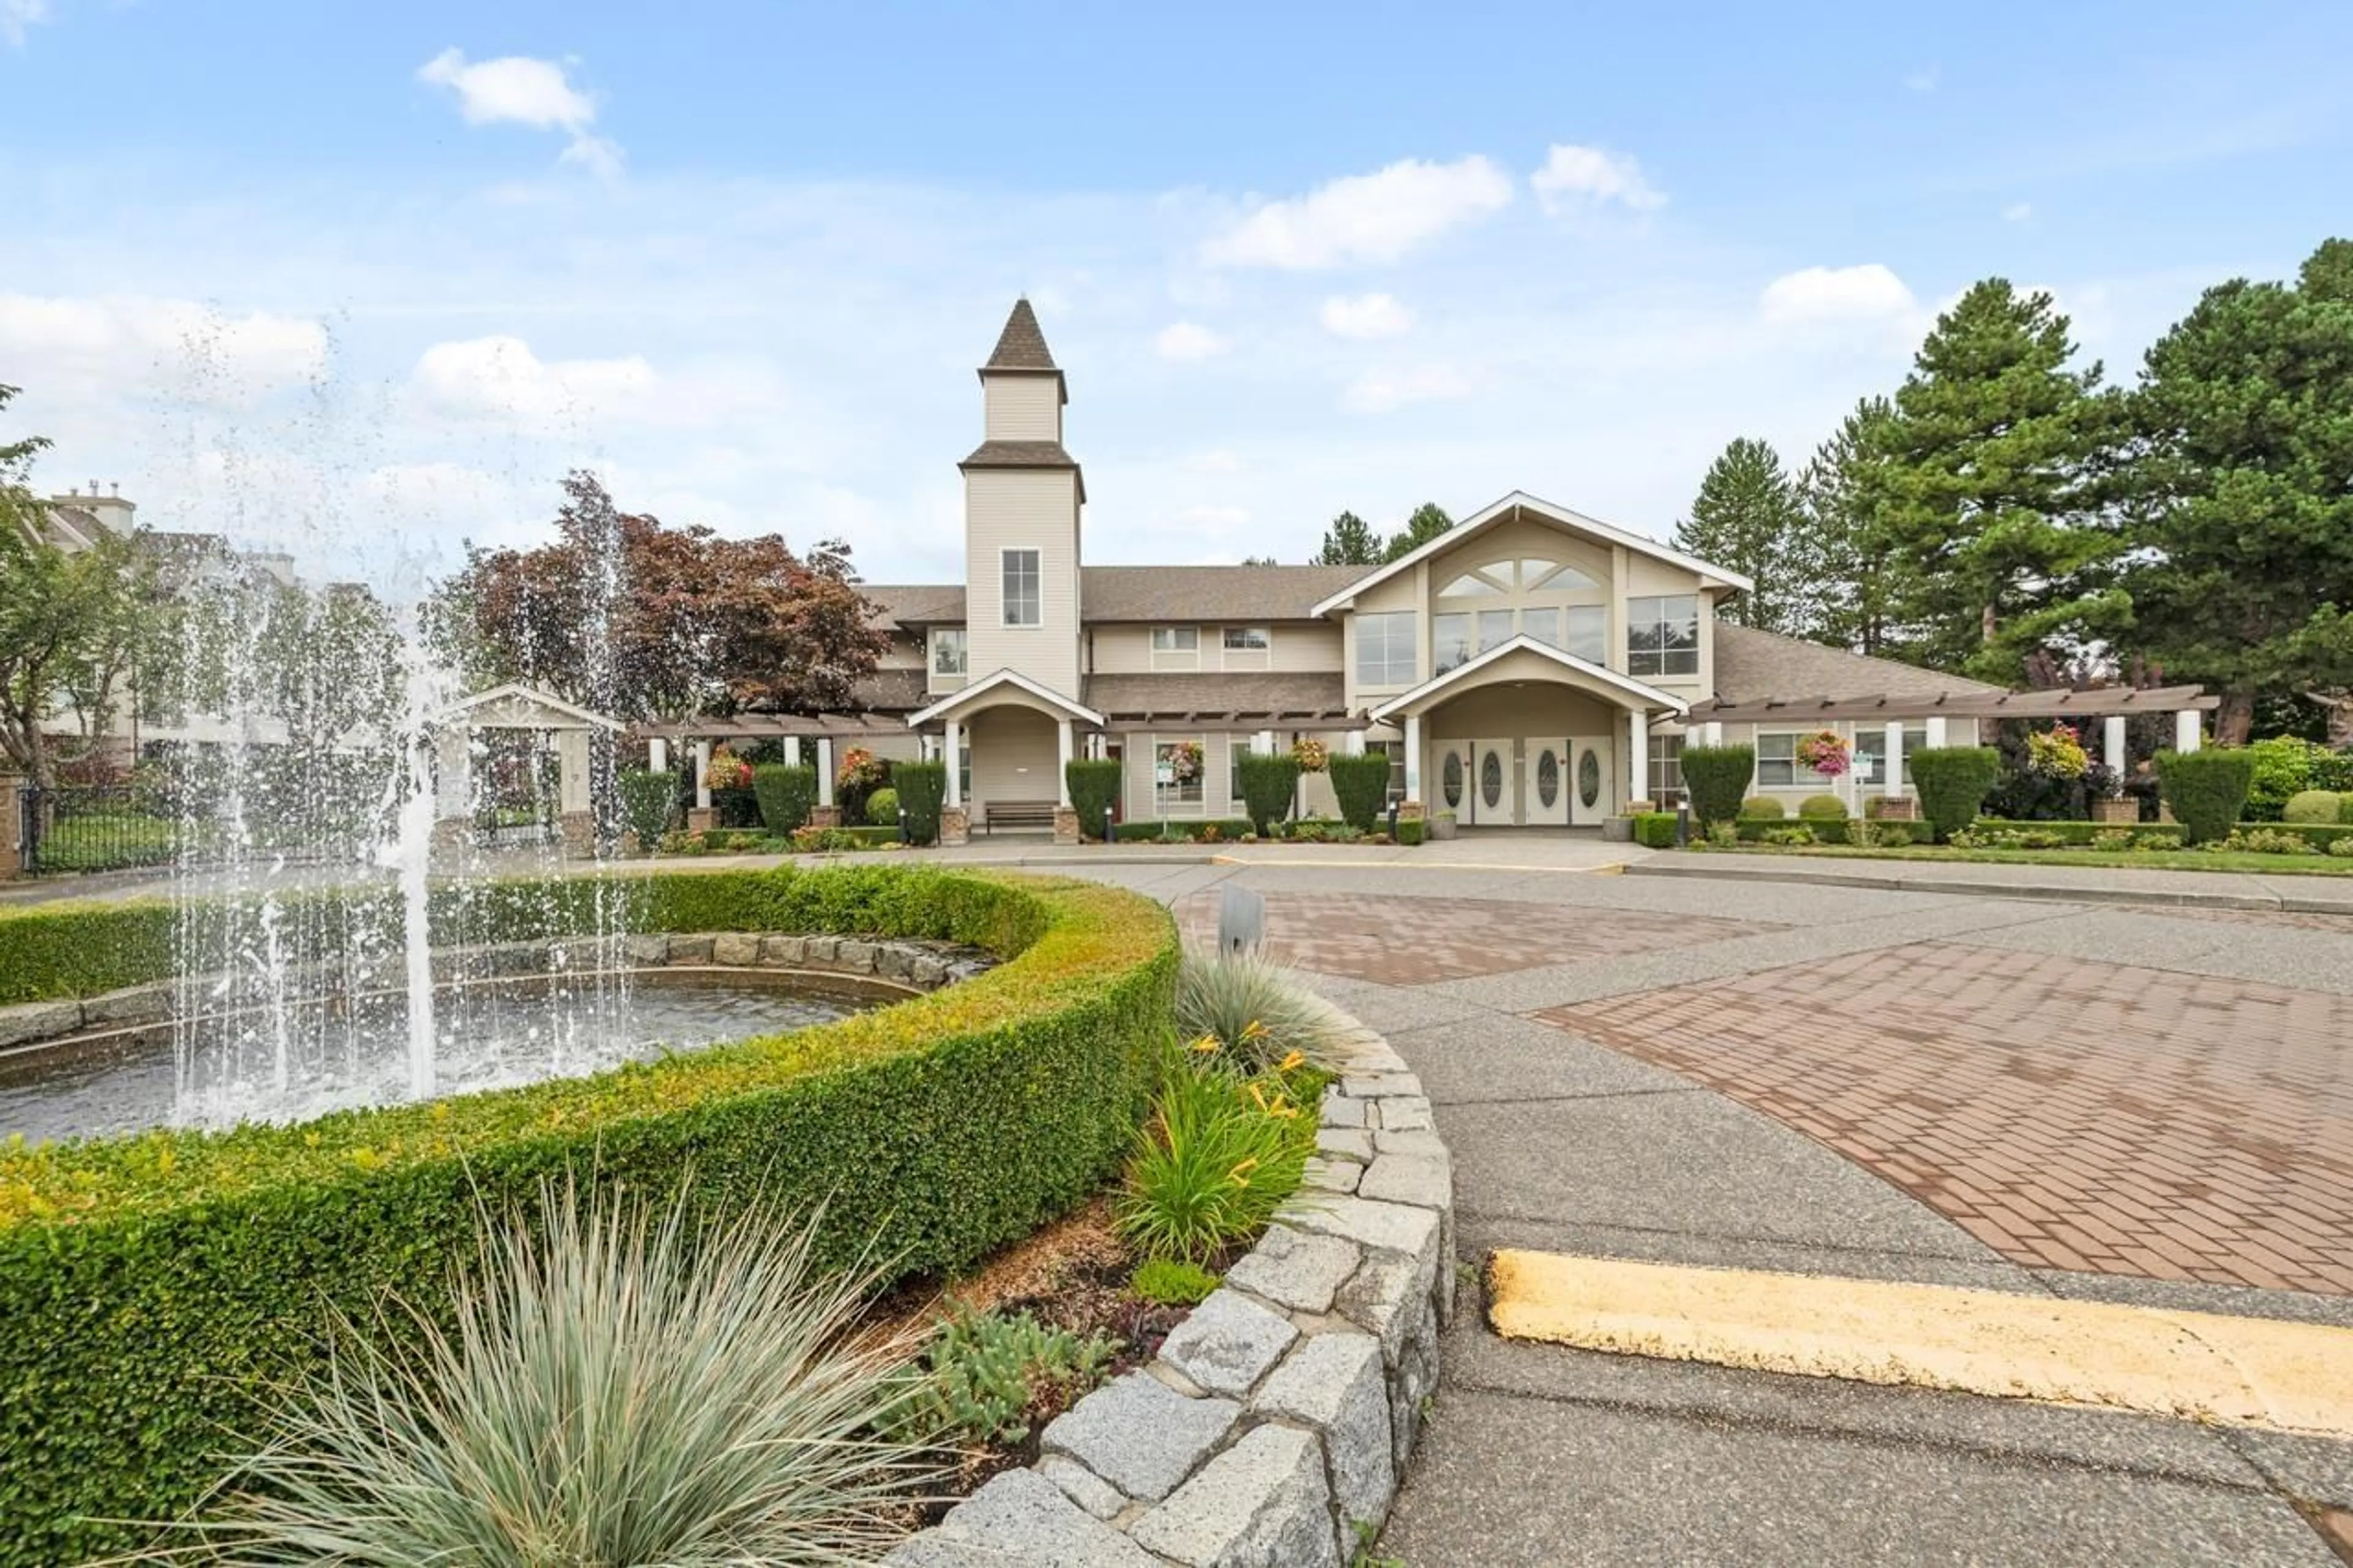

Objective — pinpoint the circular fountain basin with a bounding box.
[0,967,900,1144]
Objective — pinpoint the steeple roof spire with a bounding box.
[983,297,1059,372]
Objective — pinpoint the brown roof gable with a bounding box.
[1710,624,2010,706]
[861,565,1362,629]
[983,298,1058,372]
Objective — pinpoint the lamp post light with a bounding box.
[1101,801,1115,847]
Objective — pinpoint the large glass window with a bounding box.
[1433,613,1473,675]
[1001,549,1041,627]
[931,627,967,676]
[1648,733,1686,808]
[1355,612,1417,686]
[1522,607,1560,648]
[1566,605,1607,664]
[1477,608,1514,653]
[1627,594,1700,676]
[1757,732,1801,788]
[1154,737,1205,811]
[1853,726,1929,788]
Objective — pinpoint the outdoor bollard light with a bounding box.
[898,805,909,846]
[1676,803,1691,847]
[1102,801,1115,846]
[1387,801,1400,839]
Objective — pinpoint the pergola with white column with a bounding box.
[906,670,1108,844]
[428,682,626,858]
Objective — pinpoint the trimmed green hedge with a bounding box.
[1797,794,1849,822]
[1680,746,1754,827]
[1729,818,1933,846]
[1967,817,2353,852]
[1234,749,1302,836]
[1632,811,1681,849]
[2158,748,2257,844]
[1908,747,2001,843]
[752,763,819,834]
[1740,795,1784,819]
[1328,752,1390,833]
[0,866,1176,1567]
[1112,817,1254,843]
[895,760,948,844]
[619,767,678,844]
[1396,816,1426,846]
[1066,758,1122,839]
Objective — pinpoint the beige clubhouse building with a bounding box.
[687,301,2209,835]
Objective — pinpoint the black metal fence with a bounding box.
[17,785,184,876]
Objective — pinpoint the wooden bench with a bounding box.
[981,798,1060,835]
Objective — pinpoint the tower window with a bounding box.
[1002,548,1041,627]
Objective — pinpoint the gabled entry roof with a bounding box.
[906,668,1107,729]
[1367,635,1689,722]
[1311,490,1755,618]
[432,682,625,732]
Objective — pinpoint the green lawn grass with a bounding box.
[1698,842,2353,878]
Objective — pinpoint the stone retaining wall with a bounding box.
[0,934,994,1051]
[888,1017,1453,1568]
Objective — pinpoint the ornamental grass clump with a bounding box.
[1174,945,1349,1070]
[142,1181,940,1567]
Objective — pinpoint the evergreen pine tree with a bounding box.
[1673,437,1804,632]
[1795,396,1911,654]
[1383,502,1453,562]
[1311,510,1382,566]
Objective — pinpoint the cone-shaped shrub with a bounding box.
[2158,748,2257,844]
[620,769,679,846]
[751,763,817,834]
[1908,747,2000,843]
[1679,746,1755,827]
[1064,758,1121,838]
[1327,752,1390,832]
[893,760,947,844]
[1233,749,1302,835]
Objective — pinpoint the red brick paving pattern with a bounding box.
[1538,942,2353,1295]
[1173,892,1776,985]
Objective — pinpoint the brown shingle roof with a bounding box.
[959,439,1080,470]
[1709,624,2009,706]
[863,585,969,629]
[1078,565,1361,623]
[1085,672,1350,721]
[983,298,1059,371]
[849,667,928,712]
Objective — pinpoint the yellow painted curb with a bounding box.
[1488,1249,2353,1437]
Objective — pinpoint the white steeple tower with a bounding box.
[960,298,1085,695]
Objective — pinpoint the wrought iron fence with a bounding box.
[17,784,185,876]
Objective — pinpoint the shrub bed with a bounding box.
[1680,746,1755,827]
[752,763,819,835]
[1909,747,2001,843]
[1112,817,1255,844]
[1728,818,1932,846]
[2157,749,2259,843]
[1233,749,1303,836]
[0,865,1176,1567]
[1632,811,1681,849]
[1064,759,1122,840]
[1327,752,1390,833]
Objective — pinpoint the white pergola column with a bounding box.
[2175,710,2202,752]
[648,737,669,771]
[691,740,713,809]
[1703,721,1724,748]
[1925,716,1949,749]
[816,738,836,808]
[1884,719,1906,801]
[1344,730,1365,756]
[1403,714,1423,800]
[1254,729,1275,757]
[1629,710,1651,804]
[944,720,963,808]
[1056,719,1074,808]
[784,735,801,767]
[2104,715,2128,776]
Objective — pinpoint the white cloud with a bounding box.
[1904,66,1940,93]
[1154,321,1230,361]
[1186,449,1243,474]
[1343,364,1473,414]
[411,335,658,426]
[1204,156,1514,270]
[1320,292,1415,339]
[417,48,621,178]
[0,294,328,404]
[1176,504,1249,531]
[1759,264,1918,325]
[2003,202,2034,223]
[2,0,50,49]
[1529,145,1667,214]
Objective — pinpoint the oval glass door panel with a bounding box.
[1577,747,1602,809]
[1480,751,1502,809]
[1442,752,1464,808]
[1536,749,1560,808]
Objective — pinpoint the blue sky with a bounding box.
[2,1,2347,596]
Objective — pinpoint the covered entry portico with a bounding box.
[1371,637,1688,827]
[907,670,1105,842]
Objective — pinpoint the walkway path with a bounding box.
[1064,855,2353,1566]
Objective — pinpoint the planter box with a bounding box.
[2092,798,2139,825]
[1601,816,1635,843]
[1428,814,1457,841]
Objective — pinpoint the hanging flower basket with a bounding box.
[1165,740,1204,784]
[701,746,754,792]
[2026,724,2090,779]
[1795,730,1851,779]
[1290,737,1329,774]
[836,745,885,792]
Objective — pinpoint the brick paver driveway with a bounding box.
[1542,941,2353,1295]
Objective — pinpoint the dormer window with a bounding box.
[1001,549,1041,627]
[931,627,968,676]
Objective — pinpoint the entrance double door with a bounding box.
[1453,737,1612,826]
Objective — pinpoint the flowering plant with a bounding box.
[1290,737,1328,774]
[835,745,885,791]
[1164,740,1204,783]
[701,745,753,792]
[2026,724,2090,779]
[1795,730,1851,778]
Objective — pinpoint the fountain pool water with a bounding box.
[1,969,885,1144]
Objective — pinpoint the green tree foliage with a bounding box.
[1311,510,1382,567]
[1794,397,1911,654]
[1874,281,2124,683]
[1677,745,1756,827]
[2123,238,2353,745]
[1674,440,1804,632]
[1383,502,1453,562]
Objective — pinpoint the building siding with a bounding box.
[964,469,1082,694]
[983,375,1061,442]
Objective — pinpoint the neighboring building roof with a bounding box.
[862,584,969,629]
[983,298,1059,372]
[1085,671,1351,722]
[1078,565,1364,623]
[850,667,928,712]
[1707,624,2009,708]
[1309,490,1755,618]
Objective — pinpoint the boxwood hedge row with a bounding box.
[0,864,1175,1567]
